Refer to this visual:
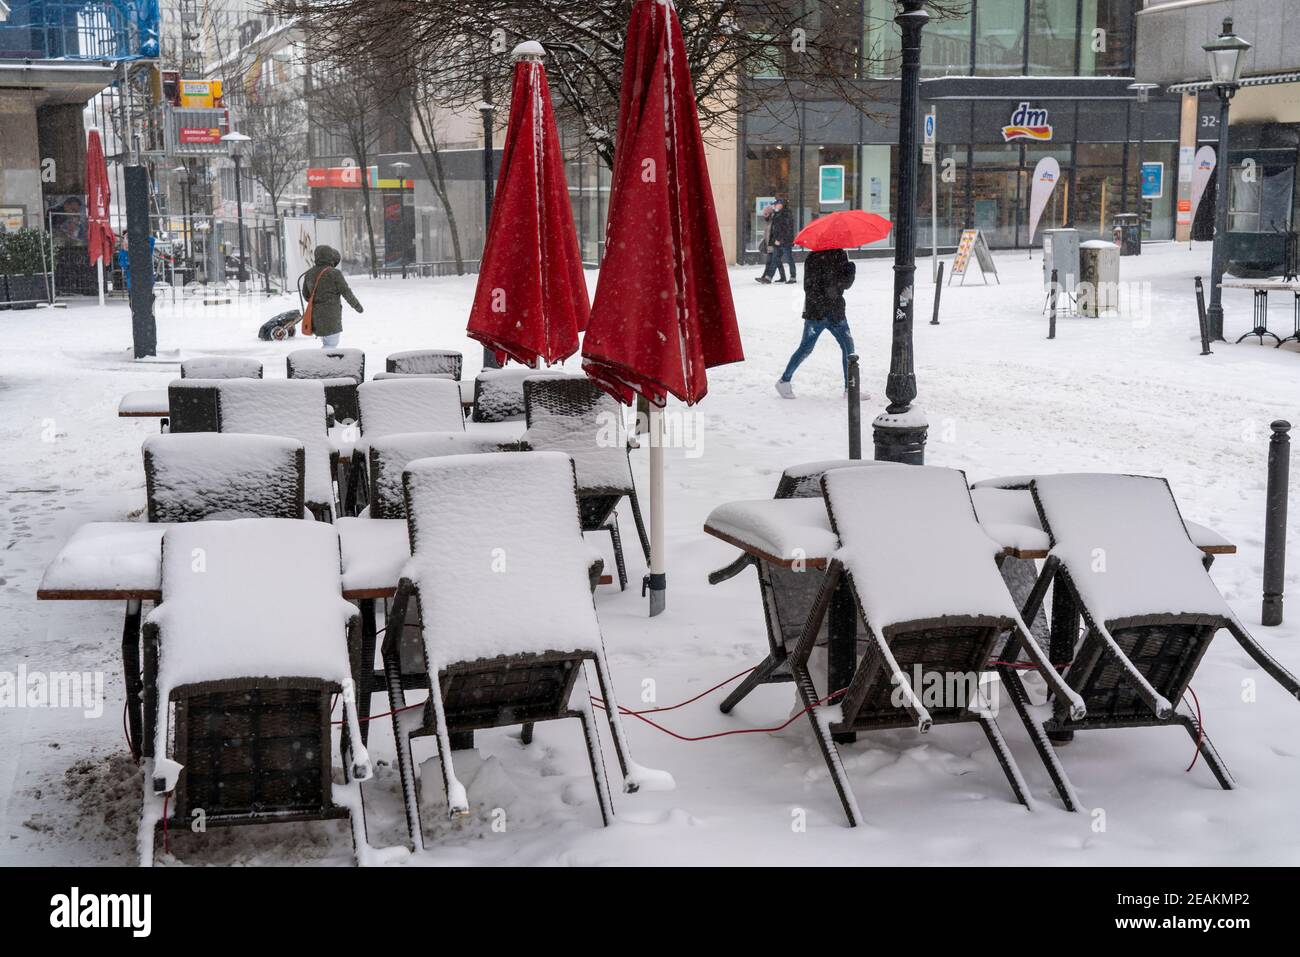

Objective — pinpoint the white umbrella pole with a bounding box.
[647,400,666,617]
[96,259,105,307]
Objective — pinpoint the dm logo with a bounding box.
[1001,102,1053,142]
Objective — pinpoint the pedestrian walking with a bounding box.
[297,244,363,347]
[774,248,856,398]
[756,198,796,284]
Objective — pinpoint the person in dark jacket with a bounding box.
[298,244,363,347]
[775,248,856,398]
[756,198,797,284]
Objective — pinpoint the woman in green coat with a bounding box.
[298,244,363,346]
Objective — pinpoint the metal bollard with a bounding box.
[847,353,862,460]
[1048,268,1058,340]
[1262,420,1291,626]
[930,263,944,324]
[1194,276,1213,356]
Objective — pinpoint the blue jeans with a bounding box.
[762,244,796,281]
[781,318,855,385]
[318,333,341,348]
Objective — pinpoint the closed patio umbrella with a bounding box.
[582,0,744,616]
[467,41,589,367]
[86,128,115,308]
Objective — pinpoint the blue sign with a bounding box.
[1140,162,1164,200]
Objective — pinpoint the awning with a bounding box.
[1167,72,1300,94]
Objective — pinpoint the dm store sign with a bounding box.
[1001,102,1053,143]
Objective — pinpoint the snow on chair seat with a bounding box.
[138,518,373,865]
[522,374,649,590]
[179,356,263,379]
[143,433,305,523]
[385,349,462,379]
[367,431,516,519]
[216,379,337,520]
[380,451,671,851]
[287,347,365,383]
[788,465,1083,826]
[1026,473,1300,791]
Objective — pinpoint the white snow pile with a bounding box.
[368,431,513,517]
[287,348,365,382]
[521,374,635,492]
[179,356,263,380]
[143,432,303,522]
[216,379,335,509]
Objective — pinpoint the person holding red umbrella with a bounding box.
[774,210,891,399]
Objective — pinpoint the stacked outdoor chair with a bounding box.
[789,465,1084,826]
[216,379,339,521]
[382,451,667,850]
[179,356,263,379]
[166,379,221,434]
[343,378,466,514]
[321,376,361,426]
[471,366,566,423]
[1022,473,1300,790]
[286,347,366,383]
[143,433,305,522]
[366,432,518,519]
[139,518,372,865]
[710,459,898,714]
[385,349,462,379]
[522,375,649,590]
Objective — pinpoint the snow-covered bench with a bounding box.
[139,518,373,865]
[788,465,1084,826]
[522,374,649,590]
[381,451,671,850]
[179,356,263,379]
[1026,473,1300,790]
[385,349,462,379]
[216,379,338,521]
[143,432,305,523]
[286,347,365,383]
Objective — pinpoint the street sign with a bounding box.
[923,111,936,145]
[921,144,935,164]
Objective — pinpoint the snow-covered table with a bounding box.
[1219,278,1300,347]
[118,389,171,430]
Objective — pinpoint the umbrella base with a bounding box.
[645,572,666,617]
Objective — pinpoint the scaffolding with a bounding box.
[0,0,159,62]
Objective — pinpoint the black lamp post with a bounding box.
[221,130,252,293]
[172,164,191,263]
[1127,82,1158,213]
[1203,17,1251,341]
[873,0,929,464]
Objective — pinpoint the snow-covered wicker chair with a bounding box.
[470,366,567,423]
[321,375,360,426]
[138,519,373,865]
[287,347,365,384]
[709,460,898,714]
[343,378,466,513]
[790,465,1085,826]
[366,431,517,520]
[1025,473,1300,790]
[167,379,221,434]
[385,349,462,379]
[143,433,304,523]
[179,356,263,379]
[382,451,671,850]
[216,379,338,521]
[521,375,649,590]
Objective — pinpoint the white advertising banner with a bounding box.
[1027,157,1061,244]
[1190,146,1217,222]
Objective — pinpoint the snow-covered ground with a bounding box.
[2,241,1297,866]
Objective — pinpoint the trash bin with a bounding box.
[1079,240,1120,317]
[1112,213,1141,256]
[1042,228,1080,295]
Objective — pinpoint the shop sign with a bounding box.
[179,126,222,145]
[949,229,999,286]
[307,166,365,189]
[179,79,223,109]
[1140,162,1164,200]
[1001,102,1053,143]
[819,165,845,205]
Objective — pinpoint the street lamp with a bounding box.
[1202,17,1251,341]
[172,164,192,265]
[1127,82,1159,213]
[873,0,929,464]
[221,130,252,293]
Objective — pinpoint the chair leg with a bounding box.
[588,655,634,791]
[998,666,1080,811]
[426,678,470,817]
[627,488,651,563]
[976,711,1033,809]
[606,519,628,591]
[520,722,534,745]
[384,651,424,852]
[1177,713,1235,790]
[719,654,782,714]
[790,652,862,826]
[578,672,615,826]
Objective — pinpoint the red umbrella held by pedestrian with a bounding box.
[582,0,743,617]
[794,210,892,251]
[85,128,115,307]
[467,41,589,366]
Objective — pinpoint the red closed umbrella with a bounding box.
[794,210,892,251]
[85,128,115,306]
[581,0,742,406]
[467,42,589,366]
[582,0,743,616]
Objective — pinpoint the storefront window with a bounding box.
[799,145,858,228]
[1027,0,1079,75]
[923,6,972,77]
[917,146,965,248]
[970,168,1021,248]
[975,0,1026,75]
[743,144,796,252]
[1227,162,1294,235]
[1078,0,1133,77]
[1074,156,1124,242]
[862,0,901,78]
